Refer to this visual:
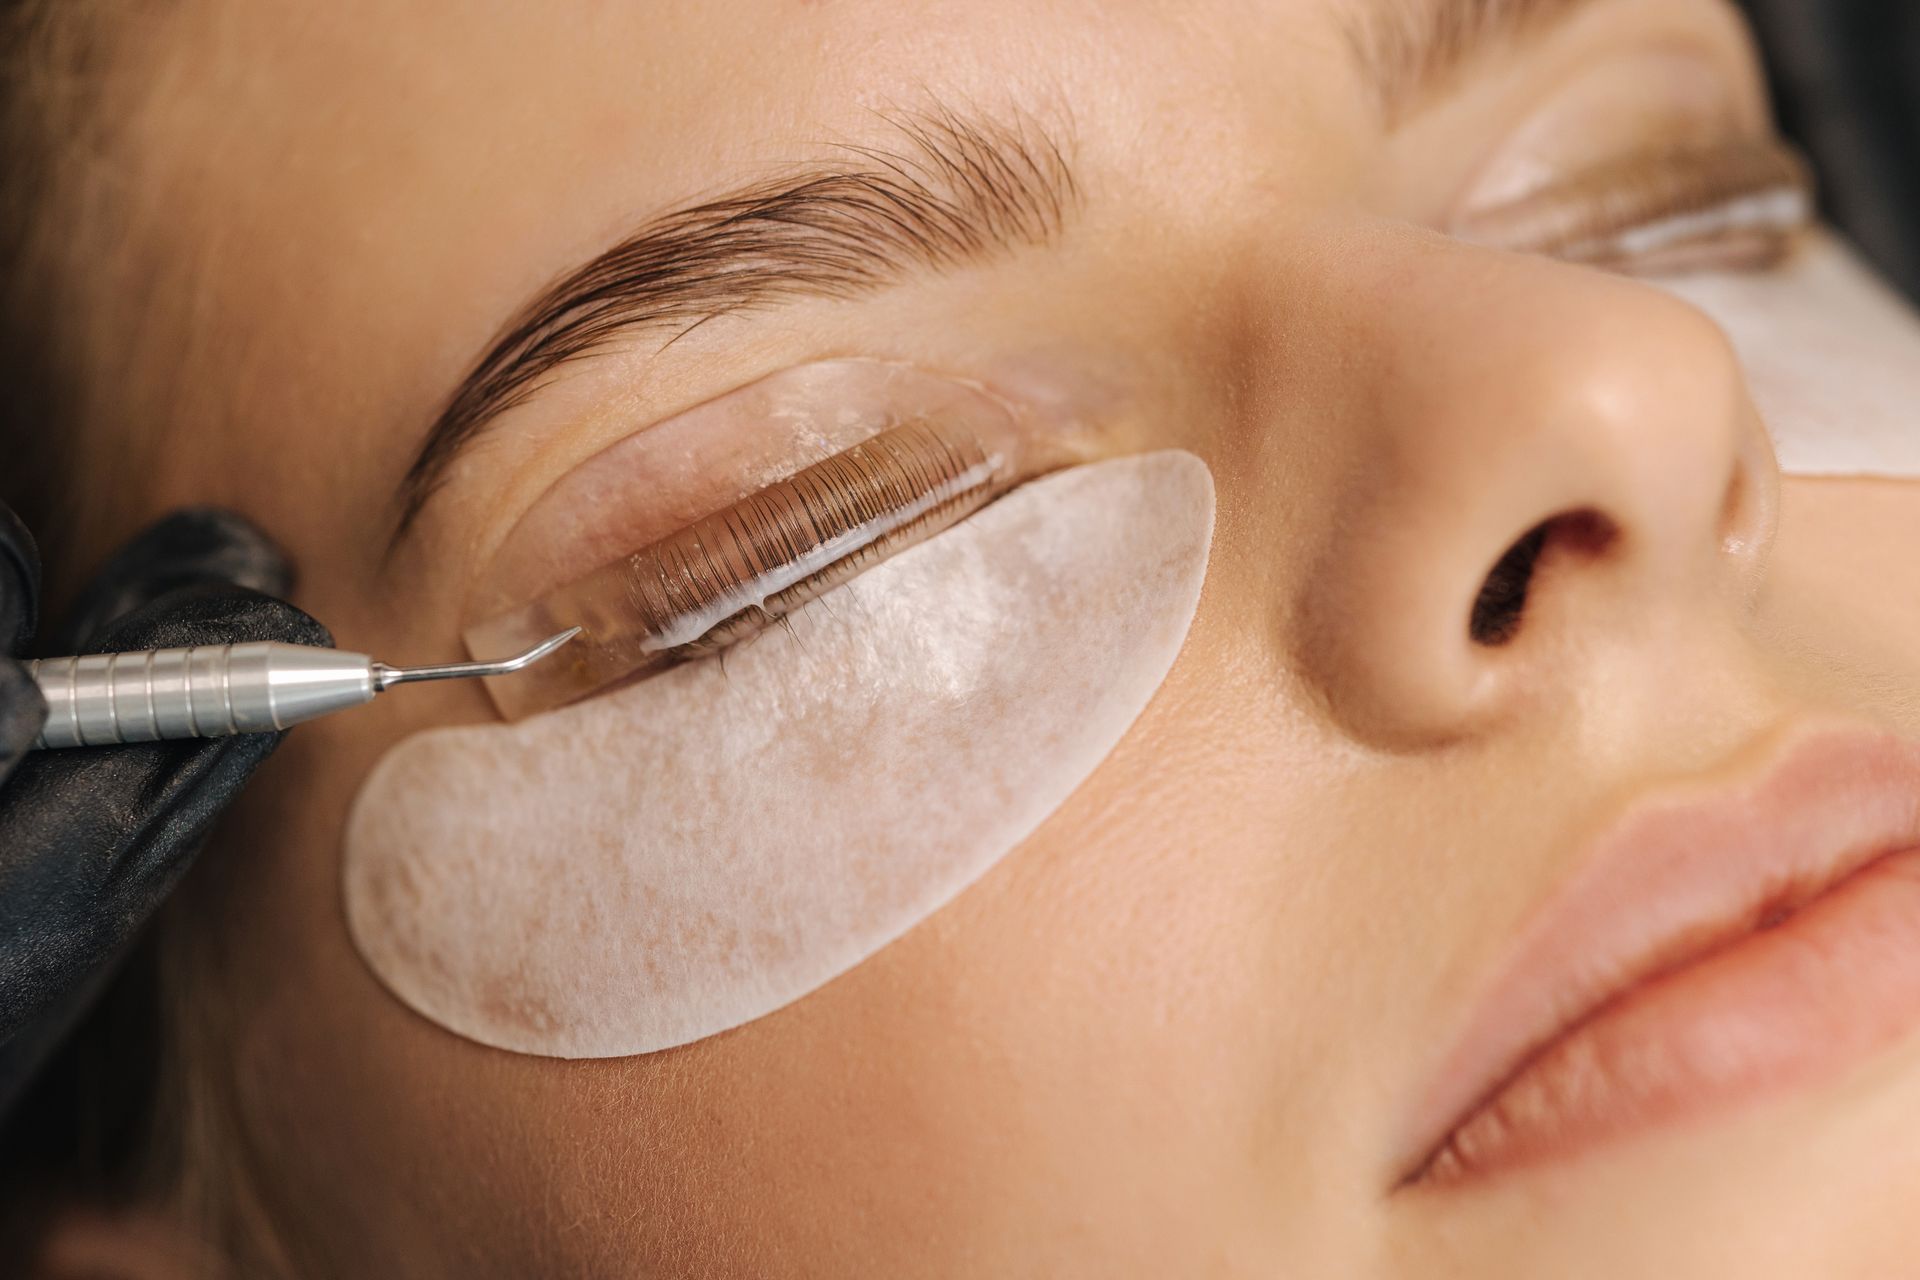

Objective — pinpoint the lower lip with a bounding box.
[1422,845,1920,1185]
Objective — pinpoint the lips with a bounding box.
[1401,723,1920,1187]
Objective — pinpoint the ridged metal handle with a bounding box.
[27,642,378,749]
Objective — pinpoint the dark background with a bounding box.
[1743,0,1920,301]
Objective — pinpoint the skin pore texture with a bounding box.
[33,0,1920,1276]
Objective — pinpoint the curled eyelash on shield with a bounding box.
[465,417,1050,720]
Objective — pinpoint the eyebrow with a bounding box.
[393,107,1076,538]
[1351,0,1608,122]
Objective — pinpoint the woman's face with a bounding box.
[91,0,1920,1273]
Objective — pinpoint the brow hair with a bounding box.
[394,106,1077,538]
[1350,0,1606,123]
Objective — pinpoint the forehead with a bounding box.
[114,0,1363,548]
[135,0,1362,276]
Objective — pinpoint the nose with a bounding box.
[1278,225,1777,748]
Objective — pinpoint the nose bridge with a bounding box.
[1275,227,1774,749]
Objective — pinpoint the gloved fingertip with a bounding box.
[0,505,39,656]
[88,720,288,894]
[60,509,294,651]
[0,656,48,774]
[90,586,333,656]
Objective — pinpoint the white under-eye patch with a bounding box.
[1654,235,1920,478]
[343,452,1214,1058]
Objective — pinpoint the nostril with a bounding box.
[1468,511,1617,647]
[1469,526,1547,647]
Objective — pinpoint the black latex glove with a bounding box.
[0,507,329,1105]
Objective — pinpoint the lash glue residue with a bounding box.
[343,451,1215,1058]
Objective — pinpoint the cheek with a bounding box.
[341,453,1214,1058]
[1763,479,1920,715]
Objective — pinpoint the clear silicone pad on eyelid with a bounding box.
[466,360,1075,720]
[1451,139,1815,276]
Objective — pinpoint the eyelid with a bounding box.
[466,359,1095,718]
[1448,138,1815,274]
[467,417,1040,720]
[473,360,1055,616]
[1450,45,1764,205]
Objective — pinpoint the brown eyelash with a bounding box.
[464,420,1033,721]
[635,422,1005,656]
[1449,139,1816,275]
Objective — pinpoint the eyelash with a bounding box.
[1450,138,1815,276]
[466,420,1035,719]
[620,422,1012,659]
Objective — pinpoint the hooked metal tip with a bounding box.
[373,627,583,692]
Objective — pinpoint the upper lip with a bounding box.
[1399,719,1920,1183]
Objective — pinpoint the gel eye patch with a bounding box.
[1654,234,1920,479]
[343,452,1214,1058]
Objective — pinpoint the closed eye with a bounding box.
[394,105,1078,544]
[1450,138,1815,277]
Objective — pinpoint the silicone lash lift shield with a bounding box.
[465,416,1044,721]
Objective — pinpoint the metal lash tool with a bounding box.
[23,628,581,750]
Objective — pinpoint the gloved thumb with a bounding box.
[52,507,295,653]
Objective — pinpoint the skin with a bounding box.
[34,0,1920,1274]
